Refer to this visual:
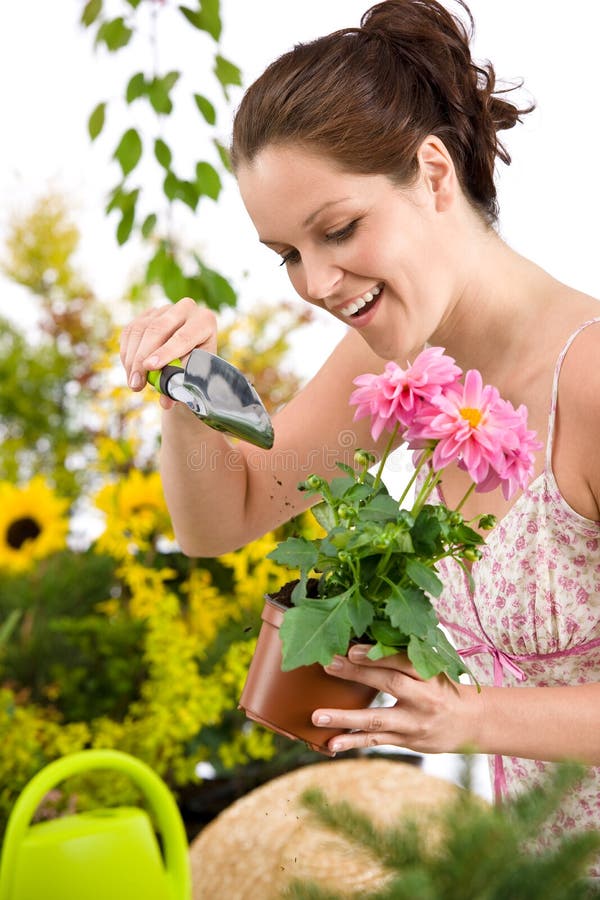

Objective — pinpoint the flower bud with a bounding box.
[449,512,463,526]
[462,547,482,562]
[354,449,376,468]
[338,503,357,522]
[306,474,323,490]
[478,514,497,531]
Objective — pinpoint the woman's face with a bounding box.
[237,144,463,360]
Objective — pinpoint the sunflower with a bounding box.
[94,470,174,558]
[0,477,70,574]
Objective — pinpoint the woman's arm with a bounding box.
[121,299,391,556]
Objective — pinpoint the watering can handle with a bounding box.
[0,750,191,900]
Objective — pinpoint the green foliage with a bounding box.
[0,194,112,498]
[0,551,145,722]
[286,763,600,900]
[271,450,485,681]
[80,0,240,310]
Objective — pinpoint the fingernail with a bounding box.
[145,355,160,369]
[330,741,342,752]
[129,372,143,390]
[326,658,343,671]
[350,644,369,658]
[316,714,331,725]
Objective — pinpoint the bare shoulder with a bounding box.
[555,314,600,516]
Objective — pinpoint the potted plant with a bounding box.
[239,347,541,753]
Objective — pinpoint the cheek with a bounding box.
[286,266,309,301]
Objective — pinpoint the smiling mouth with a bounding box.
[339,283,383,319]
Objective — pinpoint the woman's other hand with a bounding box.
[312,645,481,756]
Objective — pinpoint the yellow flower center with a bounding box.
[460,407,482,428]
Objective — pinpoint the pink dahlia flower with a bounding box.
[406,369,520,486]
[350,346,462,441]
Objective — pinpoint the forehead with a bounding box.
[236,145,386,239]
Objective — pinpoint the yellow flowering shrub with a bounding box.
[0,213,317,833]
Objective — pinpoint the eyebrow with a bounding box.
[259,198,351,247]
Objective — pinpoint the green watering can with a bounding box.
[0,750,191,900]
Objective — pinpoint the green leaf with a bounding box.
[367,641,400,660]
[106,185,139,215]
[154,138,172,169]
[279,596,352,669]
[195,161,221,200]
[126,72,147,103]
[329,475,356,500]
[310,500,336,533]
[427,626,472,683]
[405,558,443,598]
[213,138,232,173]
[162,256,188,302]
[384,584,438,638]
[347,590,374,637]
[411,508,443,556]
[148,72,180,115]
[116,206,135,245]
[81,0,102,27]
[453,522,485,545]
[214,54,242,99]
[193,260,237,309]
[95,17,132,51]
[179,1,222,40]
[369,619,409,647]
[267,537,318,573]
[163,171,178,201]
[358,493,401,522]
[0,609,22,647]
[141,213,157,238]
[406,635,447,680]
[194,93,216,125]
[114,128,142,176]
[88,102,106,140]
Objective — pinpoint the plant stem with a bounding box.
[455,482,476,513]
[397,446,434,507]
[411,468,442,517]
[373,423,400,490]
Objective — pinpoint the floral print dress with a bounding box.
[429,318,600,873]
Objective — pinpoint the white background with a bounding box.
[2,0,599,801]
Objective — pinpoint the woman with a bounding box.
[121,0,600,862]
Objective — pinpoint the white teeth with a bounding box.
[339,285,382,318]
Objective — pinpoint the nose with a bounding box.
[302,251,343,303]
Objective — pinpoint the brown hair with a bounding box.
[230,0,534,225]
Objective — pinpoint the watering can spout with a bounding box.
[0,750,191,900]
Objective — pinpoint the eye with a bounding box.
[279,249,301,267]
[325,219,359,244]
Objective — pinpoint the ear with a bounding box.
[416,136,456,212]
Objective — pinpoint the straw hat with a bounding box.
[189,757,475,898]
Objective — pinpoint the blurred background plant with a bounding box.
[0,186,321,839]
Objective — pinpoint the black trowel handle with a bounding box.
[147,360,183,397]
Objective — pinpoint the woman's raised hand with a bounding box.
[120,298,218,408]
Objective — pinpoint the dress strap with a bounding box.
[545,317,600,471]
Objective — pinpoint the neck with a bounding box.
[431,227,561,383]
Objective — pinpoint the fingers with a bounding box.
[120,298,218,391]
[312,703,416,754]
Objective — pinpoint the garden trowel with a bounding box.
[147,349,274,449]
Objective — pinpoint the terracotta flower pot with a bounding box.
[238,597,379,756]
